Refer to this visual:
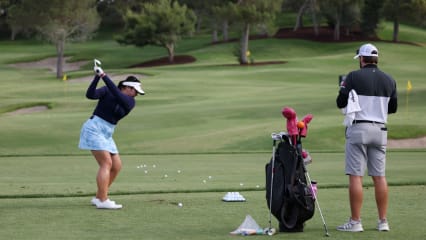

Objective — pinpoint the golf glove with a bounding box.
[94,66,105,77]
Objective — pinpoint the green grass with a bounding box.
[0,153,425,239]
[0,35,425,155]
[378,22,426,45]
[1,186,425,240]
[0,23,425,239]
[0,152,424,198]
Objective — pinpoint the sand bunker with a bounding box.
[10,57,88,72]
[5,105,49,116]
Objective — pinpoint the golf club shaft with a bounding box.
[304,171,330,236]
[268,141,276,229]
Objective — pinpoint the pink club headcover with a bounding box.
[300,114,313,137]
[282,107,298,136]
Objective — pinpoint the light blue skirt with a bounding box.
[78,115,118,154]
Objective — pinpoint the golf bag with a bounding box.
[265,134,315,232]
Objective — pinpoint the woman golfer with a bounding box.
[79,63,144,209]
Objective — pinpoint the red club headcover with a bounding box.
[300,114,313,137]
[282,107,298,136]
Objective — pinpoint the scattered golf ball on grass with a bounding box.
[178,202,183,207]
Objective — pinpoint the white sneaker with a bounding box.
[91,197,115,206]
[337,218,364,232]
[91,197,100,206]
[96,199,122,209]
[377,219,390,231]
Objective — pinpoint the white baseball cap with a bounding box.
[123,81,145,95]
[353,43,379,59]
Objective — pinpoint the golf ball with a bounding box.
[267,228,276,236]
[178,202,183,207]
[177,170,181,173]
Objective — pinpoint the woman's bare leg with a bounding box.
[91,150,112,201]
[109,153,122,186]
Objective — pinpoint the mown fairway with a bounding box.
[0,25,425,155]
[0,23,425,239]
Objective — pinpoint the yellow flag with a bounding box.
[63,74,67,81]
[407,80,412,92]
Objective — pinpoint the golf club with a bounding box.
[94,59,102,75]
[94,59,101,67]
[294,114,329,237]
[282,107,298,144]
[304,170,330,237]
[299,114,313,137]
[286,110,328,237]
[266,133,281,236]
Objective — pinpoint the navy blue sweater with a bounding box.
[86,75,135,124]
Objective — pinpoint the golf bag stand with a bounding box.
[265,132,315,232]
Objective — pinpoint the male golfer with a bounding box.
[336,43,397,232]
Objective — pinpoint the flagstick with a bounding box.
[406,92,408,114]
[63,74,68,99]
[406,80,412,115]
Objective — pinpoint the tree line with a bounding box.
[0,0,424,78]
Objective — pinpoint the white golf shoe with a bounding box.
[91,197,116,206]
[377,219,390,231]
[337,218,364,232]
[96,199,122,209]
[91,197,100,206]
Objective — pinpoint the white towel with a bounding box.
[341,90,361,126]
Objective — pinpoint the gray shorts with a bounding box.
[345,122,387,176]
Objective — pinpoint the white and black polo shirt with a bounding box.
[336,64,398,124]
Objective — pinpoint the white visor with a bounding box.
[123,82,144,95]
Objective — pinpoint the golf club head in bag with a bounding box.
[281,107,298,136]
[299,114,313,137]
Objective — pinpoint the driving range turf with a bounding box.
[0,22,425,239]
[1,153,425,239]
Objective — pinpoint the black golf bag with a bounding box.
[265,134,315,232]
